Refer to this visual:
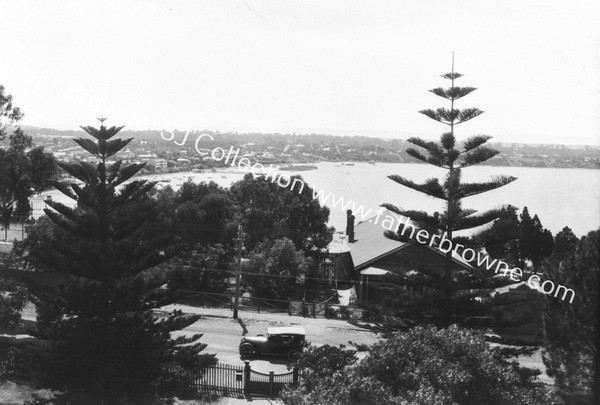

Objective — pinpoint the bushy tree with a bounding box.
[477,206,553,271]
[552,226,579,260]
[0,86,55,333]
[22,122,215,402]
[542,229,599,405]
[282,325,551,405]
[229,173,333,255]
[151,180,232,246]
[0,86,57,241]
[246,237,309,300]
[0,85,23,137]
[149,181,234,295]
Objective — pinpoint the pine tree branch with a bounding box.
[456,108,484,124]
[380,203,441,230]
[58,161,98,185]
[455,175,518,198]
[80,125,125,141]
[441,72,464,80]
[51,181,79,201]
[112,163,147,187]
[462,135,493,152]
[453,208,506,231]
[418,107,483,125]
[43,202,79,225]
[407,137,444,156]
[429,86,477,100]
[406,148,445,168]
[387,175,447,200]
[459,146,501,167]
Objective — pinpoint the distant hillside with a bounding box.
[18,126,600,170]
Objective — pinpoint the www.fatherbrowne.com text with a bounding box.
[161,129,576,303]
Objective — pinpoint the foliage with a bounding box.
[552,226,579,260]
[22,123,215,401]
[476,205,521,263]
[476,206,554,271]
[382,63,516,318]
[149,181,234,294]
[0,85,55,332]
[0,86,57,240]
[229,173,333,255]
[246,237,309,300]
[166,244,230,294]
[0,276,28,332]
[0,85,23,138]
[288,343,358,391]
[151,180,233,246]
[519,207,553,272]
[542,229,599,405]
[282,325,551,405]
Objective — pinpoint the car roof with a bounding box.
[267,326,306,335]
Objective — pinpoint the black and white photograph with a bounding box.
[1,1,599,404]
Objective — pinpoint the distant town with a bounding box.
[23,126,600,173]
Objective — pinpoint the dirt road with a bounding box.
[162,304,382,374]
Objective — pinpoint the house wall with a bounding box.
[318,251,355,283]
[362,244,467,276]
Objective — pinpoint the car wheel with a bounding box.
[287,349,300,361]
[240,343,255,358]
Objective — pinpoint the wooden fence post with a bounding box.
[292,367,299,386]
[288,299,291,316]
[244,361,251,397]
[269,371,274,396]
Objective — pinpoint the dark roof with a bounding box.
[348,213,408,268]
[348,210,474,271]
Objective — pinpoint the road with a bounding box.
[162,304,382,374]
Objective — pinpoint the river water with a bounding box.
[32,162,600,237]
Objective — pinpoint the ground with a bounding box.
[3,293,553,403]
[1,227,26,245]
[164,304,382,374]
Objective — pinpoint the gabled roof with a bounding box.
[349,210,474,271]
[347,212,409,268]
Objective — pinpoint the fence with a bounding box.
[179,291,290,314]
[245,362,299,397]
[2,346,299,399]
[165,362,246,398]
[178,290,354,319]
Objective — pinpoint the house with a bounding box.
[322,209,474,301]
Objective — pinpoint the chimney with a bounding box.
[346,209,355,243]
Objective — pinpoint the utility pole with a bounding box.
[233,224,243,319]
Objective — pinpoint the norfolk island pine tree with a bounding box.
[23,121,215,403]
[382,56,517,319]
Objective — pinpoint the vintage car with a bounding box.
[239,326,306,360]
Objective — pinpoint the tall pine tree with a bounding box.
[383,56,517,313]
[24,121,215,402]
[519,207,553,273]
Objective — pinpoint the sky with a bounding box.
[1,0,599,145]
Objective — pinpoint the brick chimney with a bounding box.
[346,209,355,243]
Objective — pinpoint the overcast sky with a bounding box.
[1,0,599,145]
